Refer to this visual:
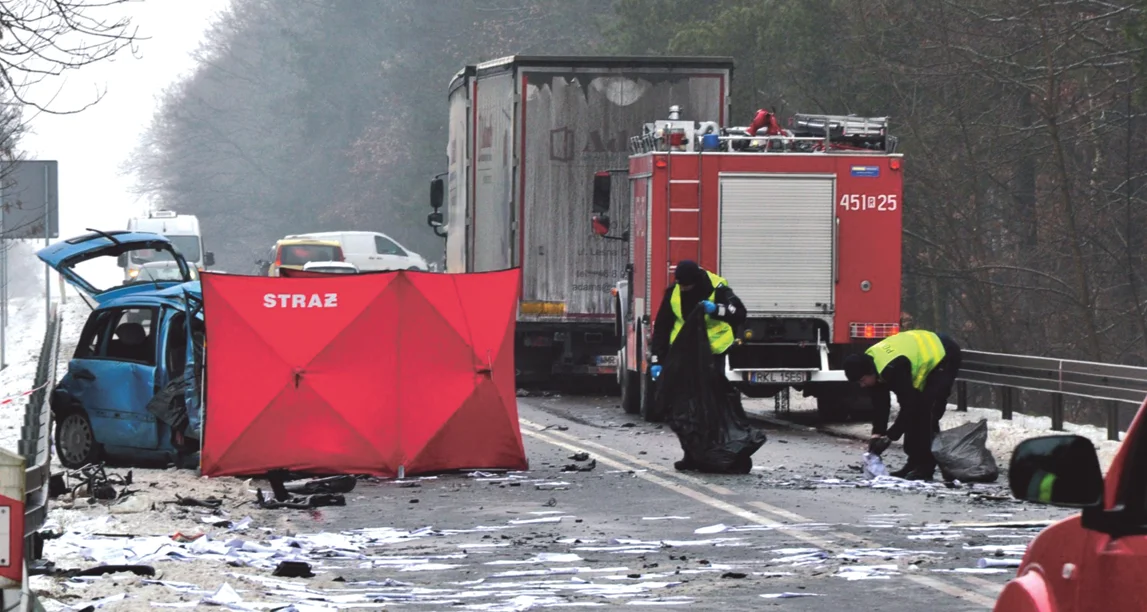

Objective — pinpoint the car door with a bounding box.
[1071,426,1147,610]
[373,234,411,271]
[336,233,372,270]
[63,308,116,413]
[76,306,162,450]
[152,308,202,443]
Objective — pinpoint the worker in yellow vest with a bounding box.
[842,330,963,481]
[650,260,747,380]
[649,260,748,470]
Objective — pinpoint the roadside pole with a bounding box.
[1,198,6,371]
[42,164,49,323]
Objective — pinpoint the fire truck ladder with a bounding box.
[665,153,706,289]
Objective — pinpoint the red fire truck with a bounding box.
[591,108,904,420]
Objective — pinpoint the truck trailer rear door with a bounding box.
[718,175,835,314]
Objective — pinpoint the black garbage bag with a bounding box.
[931,419,999,483]
[657,306,767,473]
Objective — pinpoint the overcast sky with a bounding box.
[20,0,229,240]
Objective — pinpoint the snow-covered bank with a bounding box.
[0,295,49,454]
[745,394,1127,473]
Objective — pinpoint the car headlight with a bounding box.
[128,269,139,279]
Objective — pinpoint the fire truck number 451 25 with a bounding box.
[839,194,898,212]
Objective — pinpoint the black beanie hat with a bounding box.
[675,260,704,285]
[843,353,876,382]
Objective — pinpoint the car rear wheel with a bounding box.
[56,411,100,469]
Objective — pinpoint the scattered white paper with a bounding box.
[508,516,565,525]
[204,583,243,605]
[835,565,899,581]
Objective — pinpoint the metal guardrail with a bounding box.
[956,349,1147,442]
[17,304,58,561]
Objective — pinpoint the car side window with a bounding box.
[375,235,407,256]
[104,308,158,366]
[75,311,114,359]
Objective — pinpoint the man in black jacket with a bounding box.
[649,260,748,379]
[649,261,751,471]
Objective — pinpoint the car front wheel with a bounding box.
[55,411,100,469]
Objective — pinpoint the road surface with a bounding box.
[304,395,1070,611]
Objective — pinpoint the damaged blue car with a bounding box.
[39,230,205,469]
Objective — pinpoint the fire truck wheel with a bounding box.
[639,368,663,422]
[620,350,641,415]
[815,385,864,423]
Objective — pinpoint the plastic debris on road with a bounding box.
[863,452,888,478]
[835,564,900,581]
[761,592,823,598]
[977,557,1022,568]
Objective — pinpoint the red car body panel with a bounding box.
[994,398,1147,611]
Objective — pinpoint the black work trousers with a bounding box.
[903,335,963,469]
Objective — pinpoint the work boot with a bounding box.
[889,464,915,478]
[674,457,697,472]
[904,465,936,482]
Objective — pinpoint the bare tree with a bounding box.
[0,0,141,113]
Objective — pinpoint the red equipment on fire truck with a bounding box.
[592,107,904,421]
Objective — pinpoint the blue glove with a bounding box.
[701,300,717,314]
[650,365,662,380]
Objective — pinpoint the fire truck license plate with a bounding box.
[750,371,809,384]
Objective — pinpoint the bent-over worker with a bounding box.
[843,330,963,481]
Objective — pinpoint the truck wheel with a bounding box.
[619,353,640,415]
[623,369,642,417]
[55,410,101,469]
[816,394,850,423]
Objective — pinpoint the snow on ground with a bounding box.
[745,393,1126,474]
[0,295,49,455]
[0,285,91,458]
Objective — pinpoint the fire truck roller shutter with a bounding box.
[718,175,836,315]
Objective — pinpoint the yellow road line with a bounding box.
[520,418,1000,609]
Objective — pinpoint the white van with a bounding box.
[285,231,429,272]
[123,210,214,281]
